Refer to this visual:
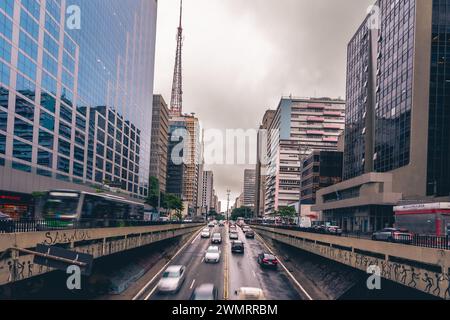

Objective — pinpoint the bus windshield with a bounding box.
[42,194,79,219]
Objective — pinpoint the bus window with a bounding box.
[42,193,80,219]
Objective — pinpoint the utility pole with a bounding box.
[226,189,231,222]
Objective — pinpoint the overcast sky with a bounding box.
[153,0,374,211]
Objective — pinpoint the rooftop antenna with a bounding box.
[169,0,184,117]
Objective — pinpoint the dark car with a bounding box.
[245,230,255,239]
[231,241,244,254]
[257,253,278,269]
[0,212,14,233]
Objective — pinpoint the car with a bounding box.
[257,253,278,269]
[211,233,222,244]
[229,224,236,230]
[229,232,239,240]
[204,246,221,263]
[372,228,413,244]
[242,226,251,233]
[201,228,211,238]
[219,221,225,227]
[157,265,186,293]
[0,211,14,233]
[231,240,244,254]
[245,230,255,239]
[326,226,343,236]
[208,222,215,228]
[190,283,218,300]
[235,287,265,300]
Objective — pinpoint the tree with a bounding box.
[164,194,184,219]
[230,207,253,221]
[146,176,162,209]
[276,206,297,222]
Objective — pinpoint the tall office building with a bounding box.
[314,0,450,233]
[255,110,275,217]
[243,169,256,209]
[166,116,187,200]
[183,113,201,216]
[265,97,345,215]
[300,150,343,205]
[200,170,213,214]
[0,0,157,216]
[150,95,169,192]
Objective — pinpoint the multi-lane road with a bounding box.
[134,223,307,300]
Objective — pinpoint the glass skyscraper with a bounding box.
[0,0,157,212]
[314,0,450,233]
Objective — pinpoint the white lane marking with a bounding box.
[190,279,196,290]
[252,270,257,278]
[201,257,205,263]
[132,227,203,300]
[256,233,314,301]
[191,232,201,244]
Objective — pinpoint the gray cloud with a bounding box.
[154,0,374,209]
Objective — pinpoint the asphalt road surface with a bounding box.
[141,223,303,301]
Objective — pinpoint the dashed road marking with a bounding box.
[132,227,204,300]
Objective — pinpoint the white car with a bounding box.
[157,265,186,293]
[235,287,266,300]
[201,228,211,238]
[204,246,221,263]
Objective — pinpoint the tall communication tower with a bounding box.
[169,0,184,117]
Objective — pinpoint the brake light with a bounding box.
[262,259,268,263]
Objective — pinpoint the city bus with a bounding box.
[36,190,145,228]
[394,203,450,236]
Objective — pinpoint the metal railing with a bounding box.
[249,223,450,250]
[0,218,201,234]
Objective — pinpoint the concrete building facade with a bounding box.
[149,95,169,192]
[255,110,275,217]
[243,169,256,209]
[265,97,345,215]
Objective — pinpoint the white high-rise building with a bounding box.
[265,97,345,215]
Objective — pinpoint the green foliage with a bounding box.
[146,176,161,208]
[276,206,297,218]
[230,207,253,220]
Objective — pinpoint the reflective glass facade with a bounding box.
[344,0,416,179]
[374,0,415,173]
[0,0,157,199]
[427,0,450,196]
[344,18,370,180]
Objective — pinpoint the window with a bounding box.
[74,146,84,162]
[15,96,34,121]
[58,138,70,157]
[59,121,71,139]
[40,92,56,112]
[13,139,32,162]
[38,130,53,148]
[40,111,54,131]
[14,117,33,142]
[60,104,72,123]
[0,133,5,154]
[57,156,70,173]
[0,109,6,131]
[37,149,52,168]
